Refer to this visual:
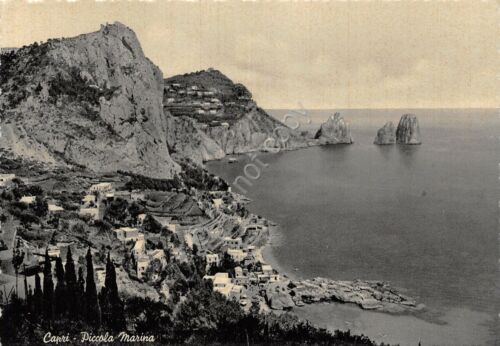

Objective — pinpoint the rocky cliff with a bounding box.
[0,22,178,178]
[374,121,396,145]
[314,113,353,144]
[163,69,309,163]
[396,114,421,145]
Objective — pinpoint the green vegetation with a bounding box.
[0,248,382,345]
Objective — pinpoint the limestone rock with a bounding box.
[396,114,421,145]
[374,121,396,145]
[314,113,353,144]
[163,69,310,163]
[0,22,178,178]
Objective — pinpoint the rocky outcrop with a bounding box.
[290,278,425,314]
[265,283,295,310]
[163,69,310,163]
[314,113,353,144]
[374,121,396,145]
[0,22,178,178]
[396,114,421,145]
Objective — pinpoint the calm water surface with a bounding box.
[207,109,500,345]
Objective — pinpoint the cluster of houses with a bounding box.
[164,83,224,119]
[202,231,280,307]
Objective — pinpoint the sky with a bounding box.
[1,0,498,109]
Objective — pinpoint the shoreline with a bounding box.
[253,214,496,346]
[248,210,425,315]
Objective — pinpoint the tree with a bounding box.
[76,267,85,319]
[84,248,100,327]
[32,195,48,217]
[12,239,24,295]
[42,249,54,322]
[100,253,125,331]
[54,257,66,316]
[64,247,77,316]
[33,272,43,317]
[142,214,162,234]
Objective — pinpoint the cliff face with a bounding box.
[314,113,353,144]
[374,121,396,145]
[163,69,309,163]
[396,114,421,145]
[0,22,178,178]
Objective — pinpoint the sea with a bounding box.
[206,109,500,346]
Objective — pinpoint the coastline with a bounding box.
[255,214,496,346]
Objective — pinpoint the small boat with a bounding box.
[228,158,238,163]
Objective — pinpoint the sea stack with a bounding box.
[396,114,421,145]
[374,121,396,145]
[314,112,353,144]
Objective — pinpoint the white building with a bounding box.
[0,173,15,187]
[136,256,150,279]
[206,253,220,267]
[82,194,96,205]
[213,198,223,209]
[223,236,242,249]
[114,227,141,242]
[227,248,247,262]
[95,267,106,287]
[89,182,113,193]
[48,204,64,213]
[79,207,102,220]
[19,196,36,205]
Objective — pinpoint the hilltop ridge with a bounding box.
[0,22,179,178]
[163,68,311,163]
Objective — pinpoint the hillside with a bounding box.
[0,22,178,178]
[164,69,311,162]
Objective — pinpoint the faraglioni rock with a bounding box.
[396,114,421,145]
[314,113,353,144]
[374,121,396,145]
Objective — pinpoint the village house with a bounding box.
[227,248,247,263]
[89,182,113,193]
[19,195,36,205]
[261,264,273,275]
[95,267,106,287]
[48,203,64,214]
[206,253,220,268]
[79,207,103,221]
[133,235,146,257]
[223,236,242,249]
[147,249,168,267]
[0,173,15,187]
[234,266,249,286]
[114,227,141,243]
[205,272,230,294]
[221,122,229,127]
[213,198,223,209]
[47,245,60,258]
[82,194,97,205]
[136,256,150,279]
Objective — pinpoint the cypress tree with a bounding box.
[54,257,66,316]
[77,267,85,319]
[33,272,43,317]
[84,248,100,327]
[42,248,54,322]
[64,247,77,316]
[100,252,125,330]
